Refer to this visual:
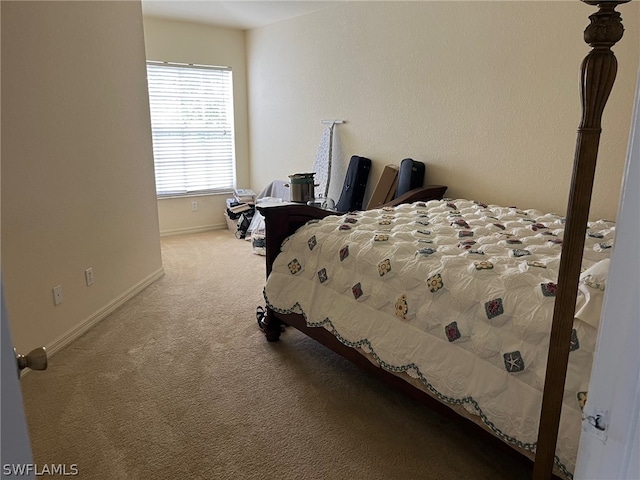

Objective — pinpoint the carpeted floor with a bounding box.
[21,230,533,479]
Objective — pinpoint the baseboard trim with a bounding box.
[44,267,166,359]
[159,223,228,237]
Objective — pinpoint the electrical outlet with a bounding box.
[85,268,94,286]
[191,201,198,212]
[53,284,63,306]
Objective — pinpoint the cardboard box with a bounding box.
[384,175,399,203]
[367,164,399,209]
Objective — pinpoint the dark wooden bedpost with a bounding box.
[533,1,629,478]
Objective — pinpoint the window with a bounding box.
[146,61,236,197]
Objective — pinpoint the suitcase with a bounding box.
[394,158,425,198]
[335,155,371,212]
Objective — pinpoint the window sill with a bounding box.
[157,191,234,201]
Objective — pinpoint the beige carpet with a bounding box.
[21,230,532,479]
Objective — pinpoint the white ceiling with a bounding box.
[141,0,335,30]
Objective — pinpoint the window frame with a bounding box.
[146,60,237,198]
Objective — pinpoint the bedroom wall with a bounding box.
[142,17,250,235]
[246,1,639,221]
[1,1,163,353]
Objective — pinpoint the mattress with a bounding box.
[264,198,614,477]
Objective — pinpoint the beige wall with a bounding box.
[1,1,163,353]
[142,17,250,234]
[247,1,639,221]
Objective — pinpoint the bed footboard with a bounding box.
[257,203,337,341]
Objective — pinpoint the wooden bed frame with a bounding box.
[257,2,630,478]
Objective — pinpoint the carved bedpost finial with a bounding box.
[579,1,630,131]
[583,1,627,47]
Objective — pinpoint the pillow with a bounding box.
[580,258,610,291]
[575,259,610,329]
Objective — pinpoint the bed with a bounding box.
[257,2,630,479]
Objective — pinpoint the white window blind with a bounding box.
[146,61,236,196]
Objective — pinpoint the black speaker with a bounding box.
[394,158,425,198]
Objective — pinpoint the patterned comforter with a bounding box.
[264,199,614,477]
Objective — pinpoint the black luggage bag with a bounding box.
[335,155,372,213]
[394,158,425,198]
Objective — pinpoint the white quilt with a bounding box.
[264,199,614,477]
